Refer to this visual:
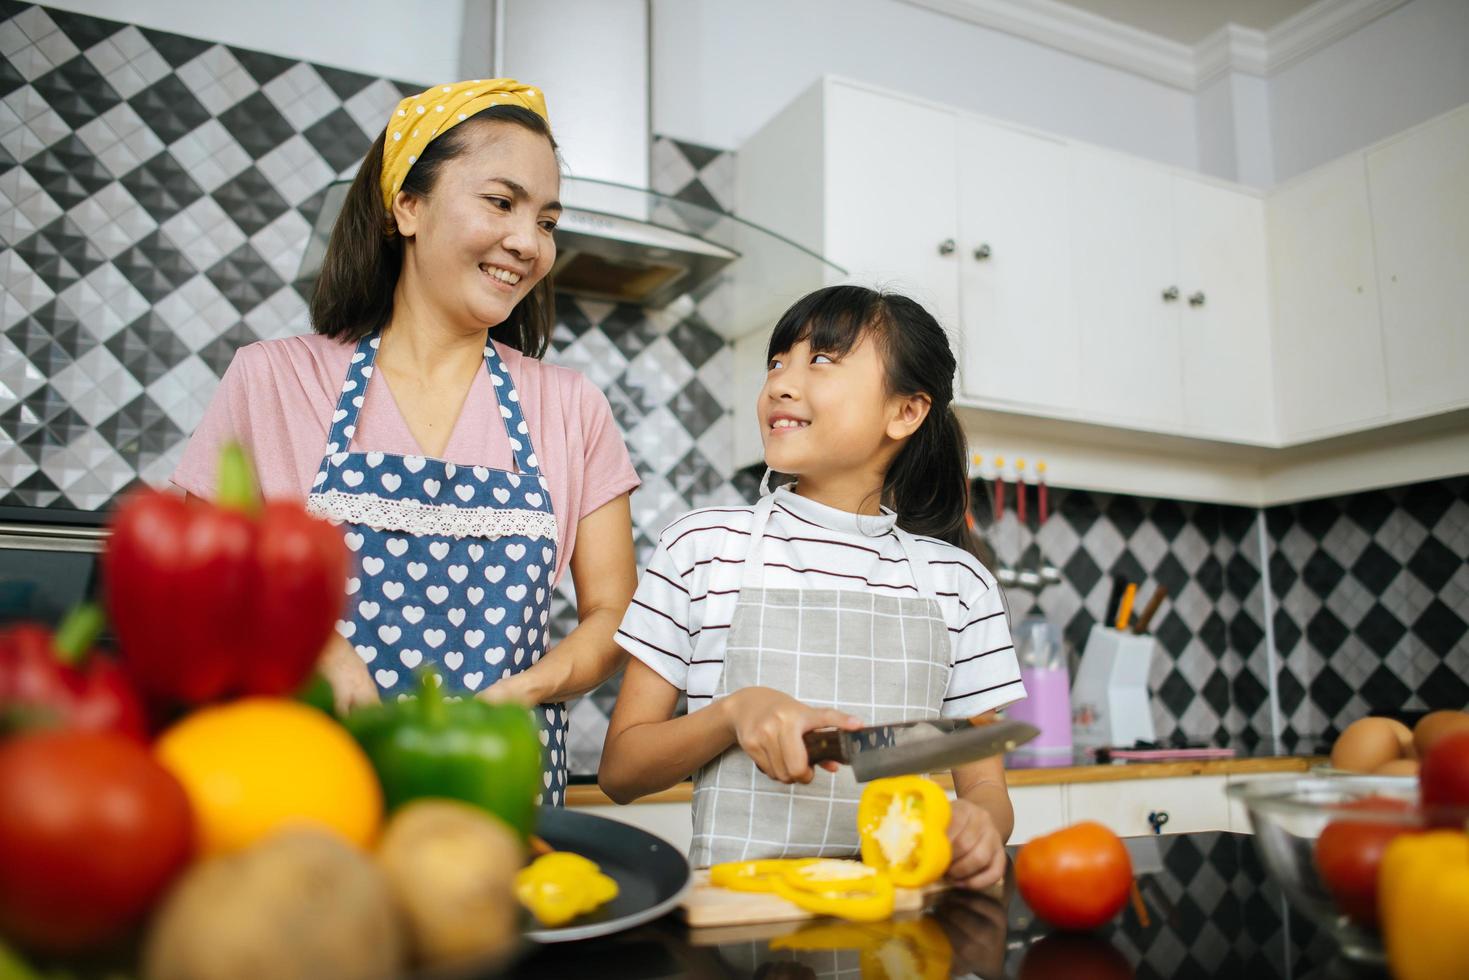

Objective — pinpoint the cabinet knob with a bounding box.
[938,238,956,256]
[973,243,992,261]
[1147,810,1170,835]
[1161,286,1180,302]
[1189,291,1206,307]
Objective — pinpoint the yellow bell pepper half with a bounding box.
[858,776,953,888]
[1379,830,1469,980]
[515,851,619,927]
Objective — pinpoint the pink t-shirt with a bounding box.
[171,333,639,586]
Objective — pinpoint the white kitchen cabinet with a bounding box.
[1267,156,1390,441]
[1175,177,1274,443]
[824,84,962,333]
[1068,145,1182,430]
[1366,104,1469,420]
[957,121,1077,412]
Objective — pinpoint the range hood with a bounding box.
[296,0,841,321]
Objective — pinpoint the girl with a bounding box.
[172,80,640,805]
[600,285,1025,890]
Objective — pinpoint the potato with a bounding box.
[377,799,524,970]
[144,829,405,980]
[1373,758,1420,777]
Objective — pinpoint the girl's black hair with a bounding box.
[766,284,980,558]
[309,104,557,358]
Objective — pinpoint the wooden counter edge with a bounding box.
[565,756,1327,807]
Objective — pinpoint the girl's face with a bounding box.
[392,123,560,331]
[759,332,927,480]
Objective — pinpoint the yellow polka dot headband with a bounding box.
[379,78,550,215]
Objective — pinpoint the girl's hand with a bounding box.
[317,634,381,716]
[720,687,863,785]
[946,798,1008,890]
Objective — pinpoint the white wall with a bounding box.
[40,0,465,83]
[1269,0,1469,181]
[652,0,1200,170]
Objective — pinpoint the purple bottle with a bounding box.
[1005,613,1073,763]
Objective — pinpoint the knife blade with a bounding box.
[802,717,1039,782]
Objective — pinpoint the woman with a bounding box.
[172,80,639,805]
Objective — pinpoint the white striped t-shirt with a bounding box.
[615,487,1025,719]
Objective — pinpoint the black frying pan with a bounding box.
[524,806,691,943]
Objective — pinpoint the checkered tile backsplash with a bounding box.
[2,5,1465,776]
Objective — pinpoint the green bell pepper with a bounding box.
[344,672,544,840]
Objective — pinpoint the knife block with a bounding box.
[1070,625,1157,749]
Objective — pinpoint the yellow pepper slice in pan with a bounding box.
[515,851,619,927]
[858,776,953,888]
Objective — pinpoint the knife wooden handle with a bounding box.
[803,729,848,765]
[1131,586,1169,634]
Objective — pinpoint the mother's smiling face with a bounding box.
[392,119,562,333]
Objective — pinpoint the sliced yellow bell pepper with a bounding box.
[858,776,953,888]
[771,919,952,980]
[709,858,815,893]
[515,851,619,927]
[771,859,896,922]
[1379,830,1469,980]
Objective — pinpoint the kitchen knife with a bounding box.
[802,717,1039,782]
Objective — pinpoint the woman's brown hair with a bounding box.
[309,105,557,358]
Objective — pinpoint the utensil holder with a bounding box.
[1070,625,1157,748]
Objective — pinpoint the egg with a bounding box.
[1331,717,1410,773]
[1413,711,1469,758]
[1373,758,1420,777]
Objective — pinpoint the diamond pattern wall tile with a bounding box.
[74,101,162,177]
[2,84,69,163]
[0,245,53,326]
[243,284,308,341]
[0,163,60,243]
[82,25,167,100]
[254,133,332,208]
[151,272,239,351]
[145,352,215,434]
[260,62,337,132]
[159,193,244,272]
[30,50,120,129]
[103,310,189,385]
[111,228,192,301]
[66,179,156,258]
[174,44,255,116]
[210,163,287,236]
[47,342,139,425]
[57,261,148,342]
[203,241,283,314]
[1,7,76,82]
[247,207,310,284]
[302,105,371,174]
[129,71,209,146]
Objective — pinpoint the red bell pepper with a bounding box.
[0,605,148,741]
[104,443,348,706]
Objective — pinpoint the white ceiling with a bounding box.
[1050,0,1322,44]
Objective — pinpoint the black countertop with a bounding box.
[506,832,1387,980]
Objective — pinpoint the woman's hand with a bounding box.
[317,633,380,715]
[945,797,1009,890]
[719,687,863,785]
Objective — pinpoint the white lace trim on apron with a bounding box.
[306,490,557,541]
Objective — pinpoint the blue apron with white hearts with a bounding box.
[305,330,567,805]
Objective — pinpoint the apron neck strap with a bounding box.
[739,491,939,600]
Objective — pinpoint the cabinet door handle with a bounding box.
[938,238,956,256]
[973,243,992,261]
[1188,291,1206,307]
[1161,286,1180,302]
[1147,810,1170,835]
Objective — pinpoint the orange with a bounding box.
[155,699,382,856]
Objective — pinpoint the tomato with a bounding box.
[1014,821,1132,930]
[1313,796,1415,927]
[1019,932,1132,980]
[1420,730,1469,820]
[0,731,194,953]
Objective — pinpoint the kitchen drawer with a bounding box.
[1066,776,1230,838]
[1009,784,1067,844]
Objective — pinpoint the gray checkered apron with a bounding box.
[689,490,952,867]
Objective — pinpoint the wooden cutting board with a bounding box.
[680,869,949,929]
